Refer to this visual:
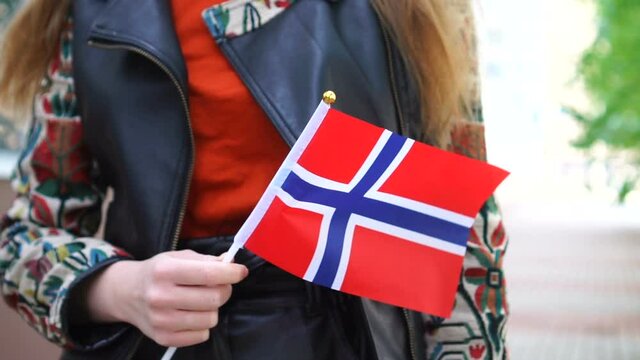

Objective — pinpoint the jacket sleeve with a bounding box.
[422,2,510,359]
[0,17,133,350]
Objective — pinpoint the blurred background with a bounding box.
[478,0,640,358]
[1,0,639,359]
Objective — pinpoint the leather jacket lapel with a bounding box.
[88,0,188,91]
[218,0,398,146]
[85,0,400,147]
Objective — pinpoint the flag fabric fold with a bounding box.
[232,101,508,317]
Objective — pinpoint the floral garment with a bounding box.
[203,0,297,41]
[425,2,510,359]
[0,18,132,350]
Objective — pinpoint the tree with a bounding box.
[570,0,640,202]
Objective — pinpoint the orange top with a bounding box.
[171,0,290,238]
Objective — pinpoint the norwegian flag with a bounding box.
[231,101,508,317]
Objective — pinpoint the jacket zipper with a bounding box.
[377,22,419,360]
[403,308,419,360]
[87,40,195,360]
[380,26,409,137]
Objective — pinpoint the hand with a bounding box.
[85,250,248,347]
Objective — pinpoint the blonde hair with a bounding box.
[0,0,70,117]
[0,0,470,146]
[372,0,470,146]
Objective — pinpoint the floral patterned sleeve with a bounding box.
[423,2,510,360]
[0,17,132,350]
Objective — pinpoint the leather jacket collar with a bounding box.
[84,0,404,146]
[88,0,188,91]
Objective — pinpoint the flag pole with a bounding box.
[161,91,337,360]
[322,90,337,105]
[221,90,335,263]
[222,242,242,263]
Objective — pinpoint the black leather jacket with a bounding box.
[69,0,426,358]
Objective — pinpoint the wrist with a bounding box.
[85,260,138,324]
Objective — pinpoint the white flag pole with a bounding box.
[161,91,336,360]
[161,346,177,360]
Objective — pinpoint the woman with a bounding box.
[0,0,509,359]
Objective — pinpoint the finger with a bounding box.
[218,252,232,262]
[152,310,219,332]
[167,249,222,262]
[168,259,248,286]
[154,329,210,348]
[166,285,232,311]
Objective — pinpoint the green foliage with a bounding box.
[572,0,640,202]
[0,0,23,151]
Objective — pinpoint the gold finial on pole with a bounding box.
[322,90,337,105]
